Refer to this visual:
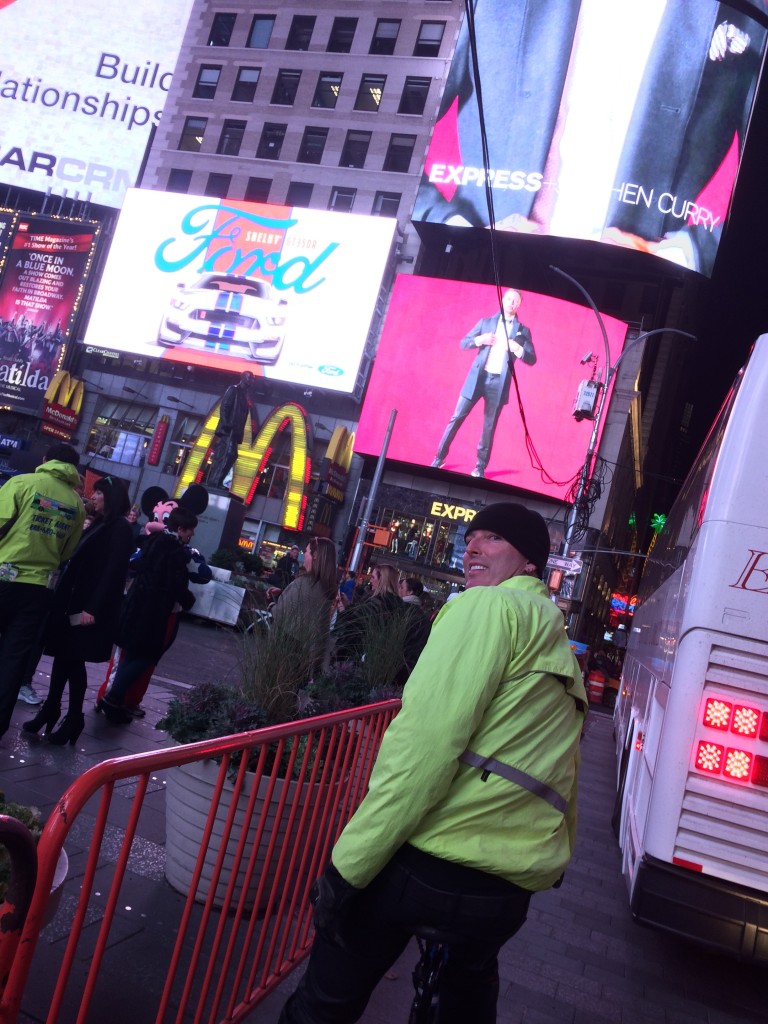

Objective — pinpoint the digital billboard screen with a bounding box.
[0,0,193,209]
[0,214,98,414]
[355,276,628,501]
[413,0,767,277]
[83,190,397,393]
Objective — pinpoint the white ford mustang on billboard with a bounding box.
[157,273,287,363]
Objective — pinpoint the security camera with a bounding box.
[580,352,593,365]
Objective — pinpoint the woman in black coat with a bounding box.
[98,504,196,724]
[23,476,134,745]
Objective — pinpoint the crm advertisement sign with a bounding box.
[0,215,98,414]
[83,190,397,394]
[355,276,628,501]
[0,0,193,208]
[413,0,766,277]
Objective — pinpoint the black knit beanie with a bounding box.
[465,503,551,574]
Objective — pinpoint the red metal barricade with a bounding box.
[0,701,399,1024]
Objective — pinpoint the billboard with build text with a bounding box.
[413,0,767,277]
[355,275,628,501]
[83,190,396,393]
[0,0,193,208]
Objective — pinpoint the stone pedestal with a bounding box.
[193,489,246,559]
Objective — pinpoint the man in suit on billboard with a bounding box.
[432,289,536,479]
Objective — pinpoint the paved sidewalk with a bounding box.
[2,619,767,1022]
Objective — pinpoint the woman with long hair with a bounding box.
[270,536,338,675]
[23,476,134,745]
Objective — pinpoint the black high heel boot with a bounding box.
[22,702,61,736]
[48,712,85,746]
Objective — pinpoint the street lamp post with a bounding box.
[551,266,697,557]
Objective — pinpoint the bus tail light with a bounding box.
[702,697,760,737]
[751,755,768,788]
[696,741,724,773]
[695,741,752,781]
[723,748,752,781]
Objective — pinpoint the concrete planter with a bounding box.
[164,758,334,910]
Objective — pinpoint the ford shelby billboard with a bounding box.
[413,0,766,277]
[83,190,396,393]
[355,275,628,501]
[0,0,193,208]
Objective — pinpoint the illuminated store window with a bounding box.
[286,15,315,51]
[248,15,275,49]
[328,187,356,212]
[312,72,343,109]
[370,19,400,55]
[398,77,431,115]
[414,22,445,57]
[232,67,261,102]
[193,65,221,99]
[256,122,286,159]
[271,69,302,106]
[178,116,208,152]
[208,13,236,47]
[216,120,246,156]
[383,134,416,173]
[297,126,328,164]
[327,17,357,53]
[86,400,156,467]
[167,169,193,193]
[286,181,313,206]
[244,176,271,202]
[164,414,203,477]
[340,130,371,169]
[354,74,386,112]
[372,191,400,216]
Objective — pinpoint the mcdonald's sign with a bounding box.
[40,371,84,441]
[176,401,311,531]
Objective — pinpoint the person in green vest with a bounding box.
[280,502,588,1024]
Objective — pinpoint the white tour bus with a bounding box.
[613,333,768,962]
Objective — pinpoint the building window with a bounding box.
[327,17,357,53]
[193,65,221,99]
[354,74,385,112]
[178,116,207,152]
[339,130,371,169]
[398,77,430,115]
[231,67,260,102]
[163,414,204,477]
[372,191,401,217]
[86,399,156,466]
[256,122,286,159]
[312,72,343,109]
[328,187,356,213]
[216,119,246,156]
[205,172,232,197]
[248,15,275,48]
[208,13,236,47]
[414,22,445,57]
[167,169,193,193]
[244,177,271,203]
[383,134,416,173]
[369,19,400,55]
[271,69,301,105]
[297,127,328,164]
[286,15,315,51]
[285,181,314,207]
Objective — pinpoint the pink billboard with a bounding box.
[356,276,628,501]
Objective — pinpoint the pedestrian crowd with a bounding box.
[1,447,587,1022]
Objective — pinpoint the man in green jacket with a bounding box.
[0,442,85,740]
[280,502,587,1023]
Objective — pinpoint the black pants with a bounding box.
[0,582,53,739]
[279,845,532,1024]
[435,373,504,471]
